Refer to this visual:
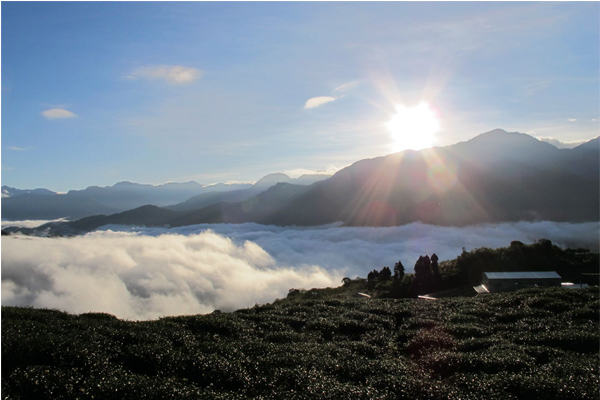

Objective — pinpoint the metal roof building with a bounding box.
[480,271,562,293]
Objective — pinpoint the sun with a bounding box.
[386,103,440,152]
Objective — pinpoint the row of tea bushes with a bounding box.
[2,287,598,399]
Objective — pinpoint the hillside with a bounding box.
[2,287,598,399]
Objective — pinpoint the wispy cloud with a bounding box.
[1,166,15,171]
[304,96,336,109]
[333,81,359,92]
[567,118,577,122]
[524,80,550,96]
[7,146,26,151]
[304,81,358,110]
[41,108,77,119]
[125,65,202,85]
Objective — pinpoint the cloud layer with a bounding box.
[115,221,598,276]
[2,231,338,320]
[1,219,67,229]
[41,109,77,119]
[3,221,597,320]
[125,65,202,85]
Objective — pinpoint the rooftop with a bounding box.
[483,271,561,280]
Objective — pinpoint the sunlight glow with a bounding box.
[387,103,440,152]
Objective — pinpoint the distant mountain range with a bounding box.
[167,173,329,212]
[1,173,330,221]
[4,129,599,235]
[2,187,57,198]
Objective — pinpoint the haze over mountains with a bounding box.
[1,173,329,220]
[3,130,599,236]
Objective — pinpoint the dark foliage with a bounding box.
[438,239,599,290]
[3,288,599,399]
[393,260,405,281]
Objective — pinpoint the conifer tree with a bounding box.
[393,260,405,282]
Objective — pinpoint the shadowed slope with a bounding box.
[270,130,599,226]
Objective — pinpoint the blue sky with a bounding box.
[2,2,598,192]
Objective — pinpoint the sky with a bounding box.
[2,2,599,192]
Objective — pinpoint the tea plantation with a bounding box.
[2,287,599,399]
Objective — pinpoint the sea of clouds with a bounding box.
[2,221,598,320]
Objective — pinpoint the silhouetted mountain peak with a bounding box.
[481,128,508,135]
[470,129,534,143]
[449,129,560,166]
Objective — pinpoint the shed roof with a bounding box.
[483,271,561,280]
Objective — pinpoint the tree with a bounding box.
[381,266,392,280]
[341,277,352,286]
[367,269,380,287]
[414,256,428,279]
[430,253,441,292]
[394,260,405,282]
[422,255,432,278]
[431,253,440,277]
[413,255,436,295]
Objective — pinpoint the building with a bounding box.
[477,271,562,293]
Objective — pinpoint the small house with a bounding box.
[479,271,562,293]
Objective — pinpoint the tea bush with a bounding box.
[2,287,598,399]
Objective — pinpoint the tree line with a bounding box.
[340,239,599,299]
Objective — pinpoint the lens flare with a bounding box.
[387,103,440,152]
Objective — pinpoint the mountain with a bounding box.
[1,180,252,221]
[169,183,312,226]
[294,173,332,185]
[167,173,330,212]
[250,173,330,190]
[11,183,312,235]
[1,193,120,221]
[63,180,252,210]
[1,186,57,198]
[1,173,331,221]
[267,130,599,226]
[6,130,598,234]
[166,189,253,212]
[45,205,182,234]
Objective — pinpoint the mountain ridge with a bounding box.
[4,130,598,234]
[2,173,330,221]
